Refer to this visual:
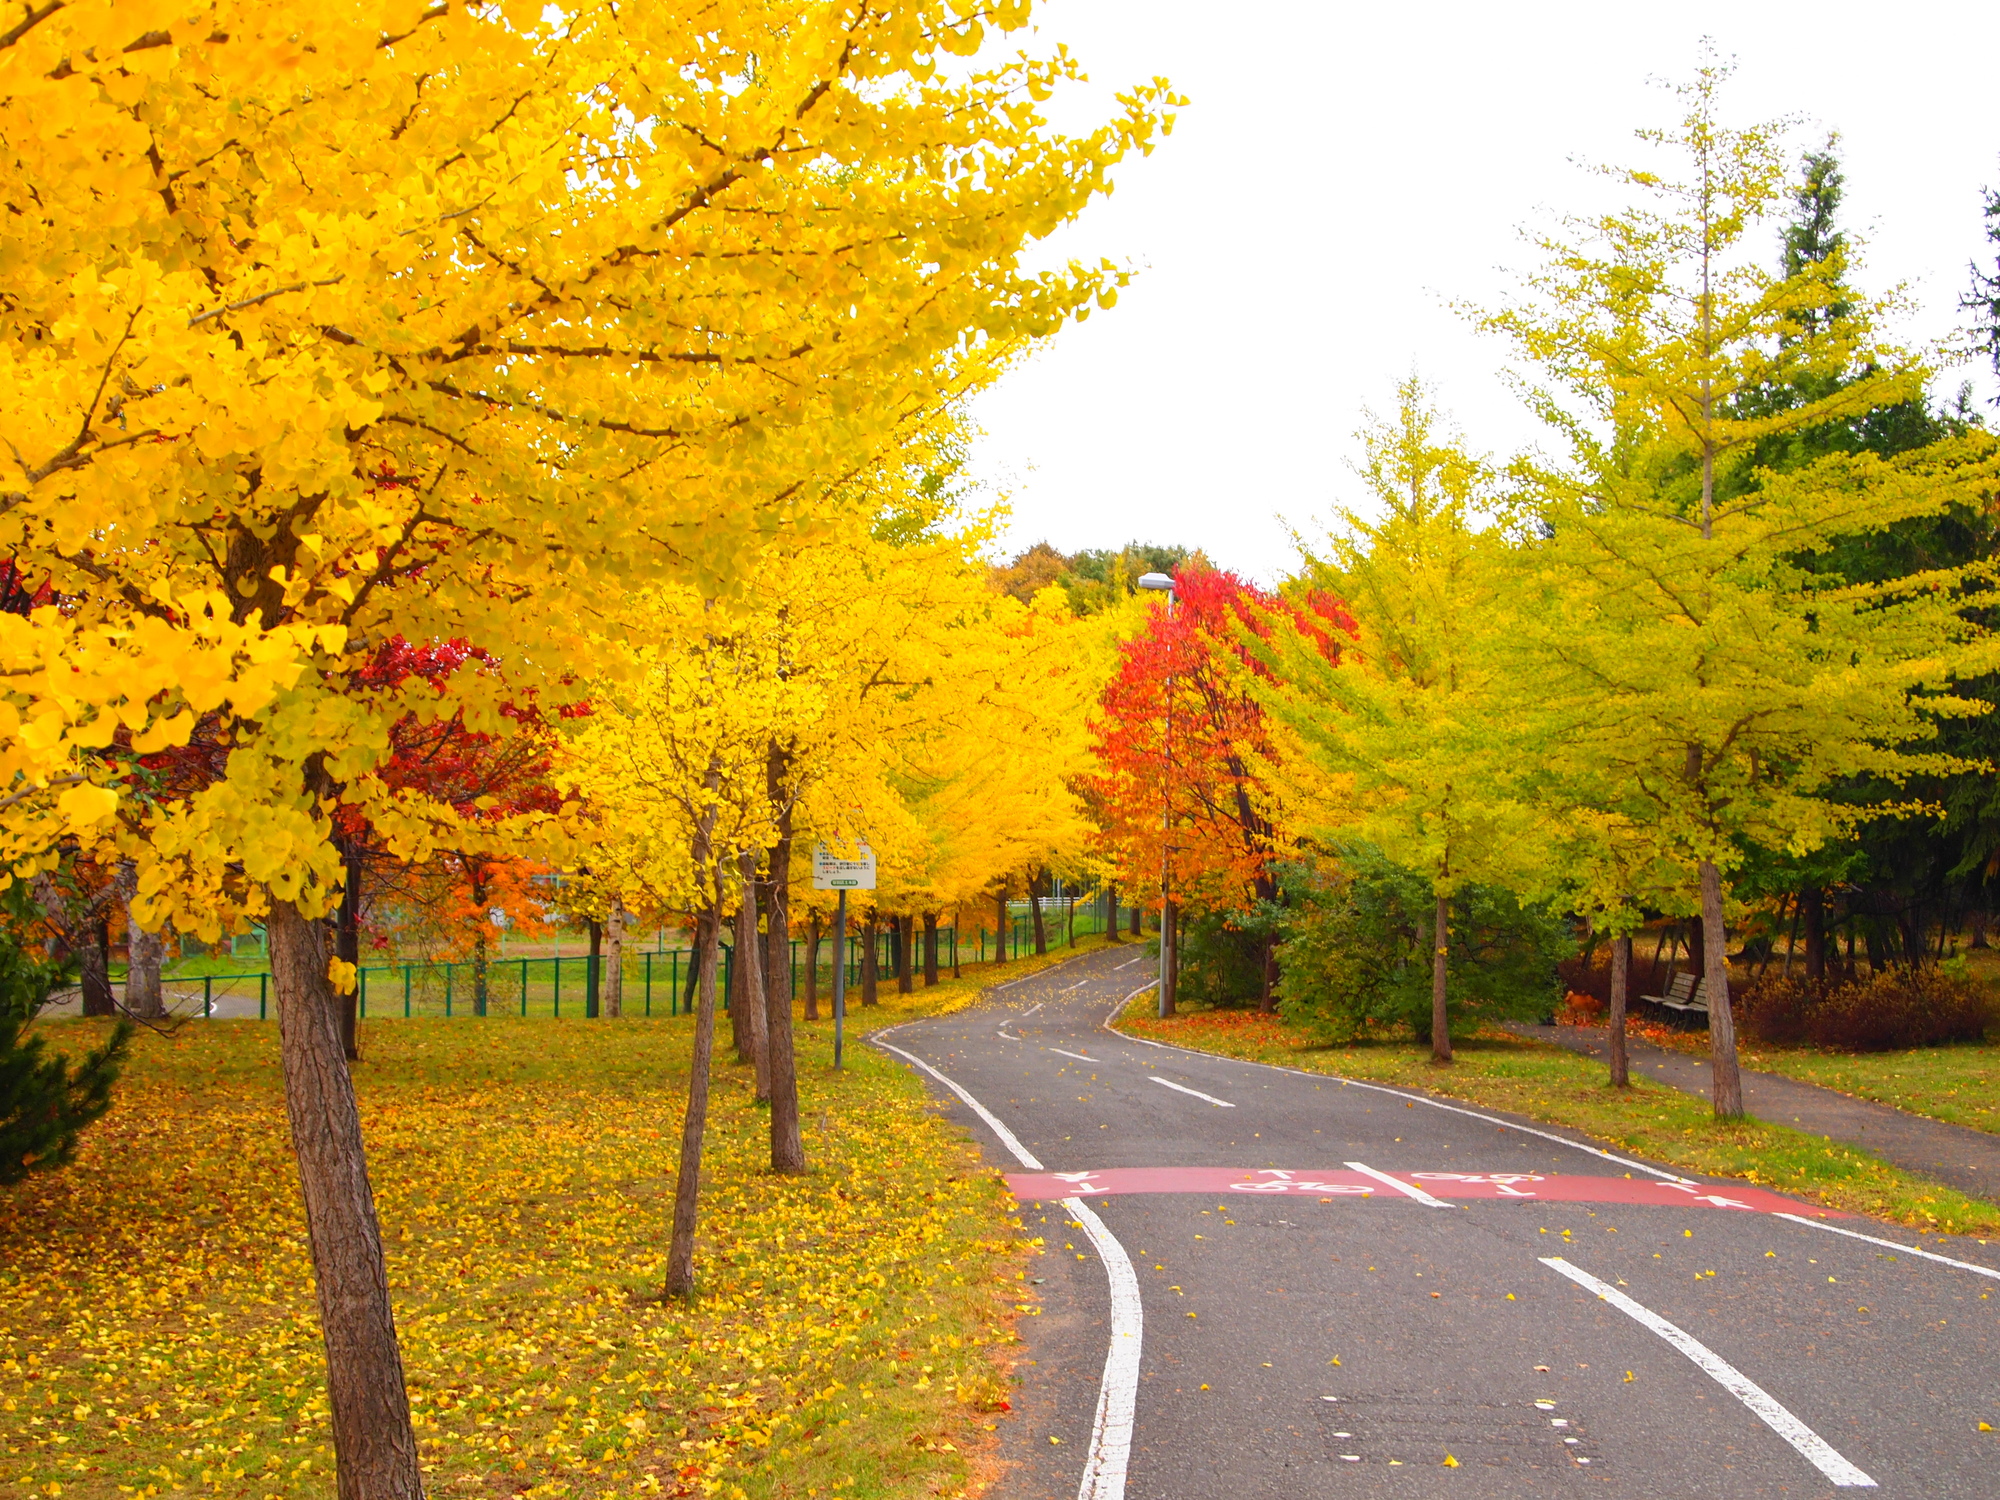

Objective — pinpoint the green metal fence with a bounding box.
[164,894,1140,1019]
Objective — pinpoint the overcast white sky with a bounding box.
[968,1,2000,583]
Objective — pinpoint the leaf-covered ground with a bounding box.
[1,947,1106,1500]
[1115,1004,2000,1239]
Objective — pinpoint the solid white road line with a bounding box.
[1050,1047,1096,1062]
[1774,1213,2000,1282]
[1149,1076,1235,1108]
[1540,1256,1876,1488]
[1345,1160,1452,1207]
[873,1040,1141,1500]
[1069,1197,1143,1500]
[877,1042,1044,1171]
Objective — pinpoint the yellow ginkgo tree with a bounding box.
[0,4,1175,1493]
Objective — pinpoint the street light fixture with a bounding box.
[1136,572,1176,1017]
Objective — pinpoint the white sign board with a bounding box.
[811,841,876,891]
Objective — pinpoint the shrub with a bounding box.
[1273,849,1567,1044]
[1737,967,1990,1052]
[1172,908,1272,1008]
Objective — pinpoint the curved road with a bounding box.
[874,945,2000,1499]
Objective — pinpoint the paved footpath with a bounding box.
[1514,1023,2000,1204]
[874,946,2000,1500]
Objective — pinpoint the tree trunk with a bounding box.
[1968,907,1990,950]
[1130,901,1142,937]
[472,929,490,1017]
[79,915,115,1017]
[122,867,167,1020]
[1030,871,1049,955]
[1608,933,1631,1088]
[1257,932,1277,1015]
[1160,900,1179,1016]
[923,912,939,986]
[666,901,723,1298]
[1106,882,1122,944]
[1683,914,1705,989]
[993,887,1009,964]
[1861,917,1888,976]
[585,917,602,1019]
[265,899,424,1500]
[861,912,880,1005]
[337,847,362,1060]
[737,852,770,1101]
[1430,894,1452,1064]
[761,771,804,1173]
[1800,886,1826,983]
[1700,860,1744,1120]
[803,911,821,1021]
[899,914,917,993]
[951,908,962,978]
[604,901,625,1018]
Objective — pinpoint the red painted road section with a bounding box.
[1006,1166,1840,1216]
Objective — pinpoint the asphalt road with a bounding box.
[873,945,2000,1500]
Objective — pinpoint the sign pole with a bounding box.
[832,888,848,1069]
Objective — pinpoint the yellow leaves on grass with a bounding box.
[1,1017,1026,1500]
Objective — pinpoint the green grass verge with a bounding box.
[0,950,1111,1500]
[1111,1002,2000,1241]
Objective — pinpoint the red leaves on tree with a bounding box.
[1083,565,1352,914]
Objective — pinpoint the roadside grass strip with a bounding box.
[4,1017,1036,1500]
[1540,1257,1876,1488]
[1112,1004,2000,1238]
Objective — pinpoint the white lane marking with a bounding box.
[1050,1047,1096,1062]
[998,1030,1025,1041]
[1022,1002,1045,1018]
[876,1042,1043,1171]
[872,1040,1140,1500]
[1068,1195,1142,1500]
[1540,1257,1875,1488]
[1774,1213,2000,1282]
[1062,978,1091,992]
[1102,997,1696,1185]
[1149,1076,1235,1108]
[1345,1160,1451,1207]
[1116,954,1149,970]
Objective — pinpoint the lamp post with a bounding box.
[1136,571,1177,1017]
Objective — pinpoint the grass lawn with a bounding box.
[1112,1002,2000,1241]
[1,941,1107,1500]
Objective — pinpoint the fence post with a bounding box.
[204,975,213,1018]
[403,963,412,1018]
[672,950,681,1016]
[554,955,561,1018]
[521,958,529,1017]
[445,962,453,1018]
[259,972,267,1021]
[644,951,653,1017]
[360,966,368,1020]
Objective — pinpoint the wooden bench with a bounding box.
[1641,971,1708,1018]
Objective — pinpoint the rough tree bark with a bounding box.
[1700,860,1744,1119]
[736,851,770,1101]
[861,911,880,1004]
[803,912,820,1021]
[1130,902,1142,937]
[119,865,167,1019]
[993,886,1009,964]
[266,899,423,1500]
[666,900,723,1298]
[1106,881,1122,943]
[1029,870,1049,955]
[79,915,115,1017]
[1800,886,1826,984]
[604,900,625,1018]
[1608,934,1631,1088]
[585,917,602,1019]
[895,914,914,994]
[922,912,939,986]
[761,757,804,1174]
[336,847,362,1058]
[1160,900,1179,1016]
[1430,894,1452,1064]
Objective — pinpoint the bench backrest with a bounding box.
[1666,971,1696,1001]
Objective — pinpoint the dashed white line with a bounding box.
[1345,1160,1451,1207]
[1022,1002,1045,1018]
[997,1030,1025,1041]
[1115,953,1149,970]
[1050,1047,1096,1062]
[1540,1257,1875,1488]
[1149,1076,1235,1108]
